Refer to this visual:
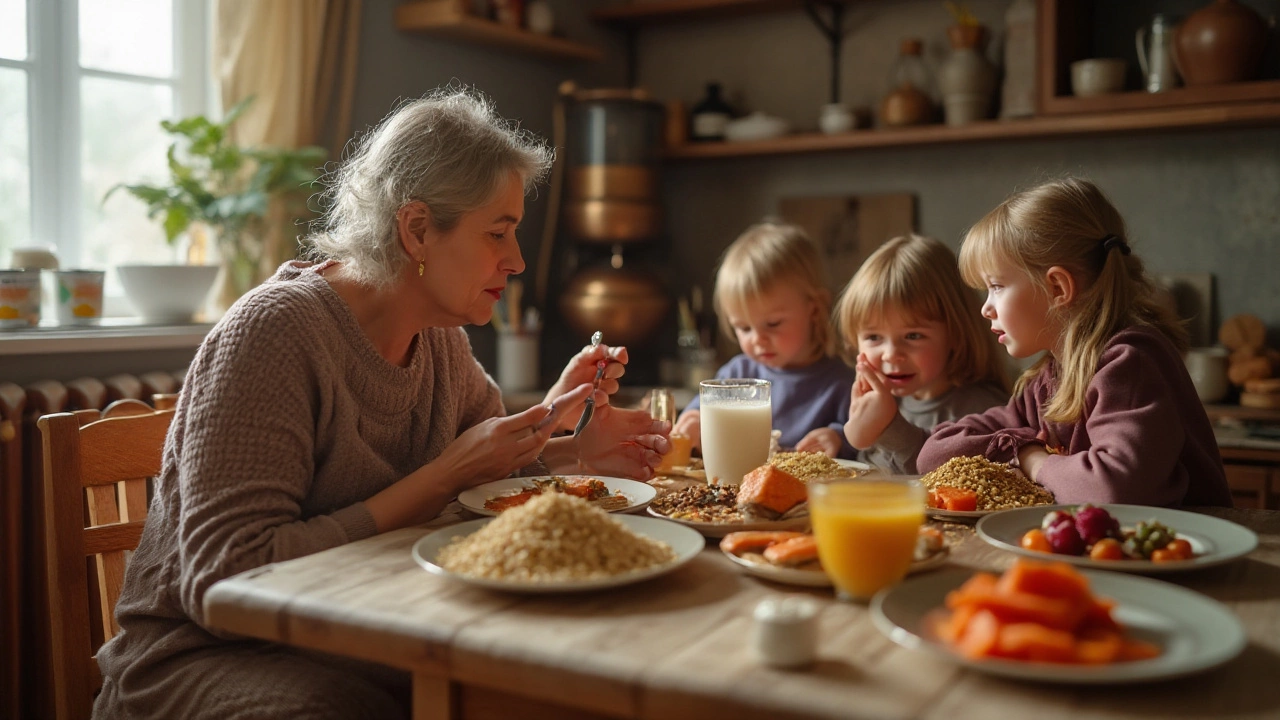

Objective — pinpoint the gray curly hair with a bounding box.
[307,87,554,288]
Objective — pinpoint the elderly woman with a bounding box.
[93,89,670,718]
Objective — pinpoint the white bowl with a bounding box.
[116,264,218,323]
[1071,58,1127,97]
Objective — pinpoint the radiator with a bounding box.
[0,370,183,720]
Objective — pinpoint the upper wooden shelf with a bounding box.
[662,100,1280,160]
[591,0,827,26]
[395,2,603,62]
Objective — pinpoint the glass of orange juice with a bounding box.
[649,388,693,471]
[809,475,925,602]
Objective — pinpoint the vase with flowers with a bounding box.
[937,2,997,126]
[108,98,326,313]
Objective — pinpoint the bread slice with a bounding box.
[737,464,807,518]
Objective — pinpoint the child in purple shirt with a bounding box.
[676,222,857,458]
[918,178,1231,508]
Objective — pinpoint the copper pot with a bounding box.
[558,265,670,346]
[1174,0,1269,85]
[563,199,662,243]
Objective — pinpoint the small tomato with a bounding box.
[1089,538,1125,561]
[1020,528,1052,553]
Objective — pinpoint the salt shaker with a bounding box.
[751,596,819,668]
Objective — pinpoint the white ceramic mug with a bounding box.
[1184,347,1229,403]
[496,332,539,393]
[55,269,105,325]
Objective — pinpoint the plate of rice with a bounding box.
[413,493,704,592]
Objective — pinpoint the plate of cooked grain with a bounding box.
[414,493,704,593]
[918,456,1056,522]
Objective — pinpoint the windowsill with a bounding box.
[0,317,215,355]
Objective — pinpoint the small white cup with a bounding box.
[818,103,855,134]
[496,332,539,393]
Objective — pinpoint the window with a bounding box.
[0,0,210,301]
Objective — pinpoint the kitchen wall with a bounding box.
[350,0,1280,382]
[635,0,1280,351]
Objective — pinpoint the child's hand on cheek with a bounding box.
[796,427,842,457]
[844,352,898,449]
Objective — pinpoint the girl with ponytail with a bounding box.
[918,178,1231,507]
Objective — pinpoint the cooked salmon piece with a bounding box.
[763,535,818,566]
[736,464,807,518]
[719,531,807,555]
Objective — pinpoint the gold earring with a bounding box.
[418,261,424,276]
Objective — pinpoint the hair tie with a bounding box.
[1101,234,1131,256]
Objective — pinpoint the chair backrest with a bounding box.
[38,405,174,720]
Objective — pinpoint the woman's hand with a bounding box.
[796,427,842,457]
[843,353,898,449]
[561,392,670,480]
[439,383,593,490]
[543,343,629,433]
[673,409,701,450]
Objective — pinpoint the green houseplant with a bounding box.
[108,98,327,306]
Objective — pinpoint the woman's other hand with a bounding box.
[574,393,670,480]
[441,383,593,489]
[672,408,701,450]
[844,352,898,449]
[543,343,628,433]
[796,427,842,457]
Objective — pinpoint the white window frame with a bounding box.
[15,0,211,269]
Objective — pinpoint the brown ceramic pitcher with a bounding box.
[1173,0,1269,85]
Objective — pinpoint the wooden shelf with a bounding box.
[1207,403,1280,425]
[661,100,1280,160]
[395,2,603,62]
[591,0,819,25]
[1043,80,1280,117]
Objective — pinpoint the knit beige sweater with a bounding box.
[94,262,503,718]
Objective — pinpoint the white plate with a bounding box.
[871,567,1246,684]
[976,504,1259,573]
[647,506,811,538]
[836,458,872,472]
[457,475,657,517]
[926,507,996,523]
[411,515,704,593]
[722,541,950,587]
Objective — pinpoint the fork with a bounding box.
[573,331,605,436]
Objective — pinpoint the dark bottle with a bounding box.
[689,82,733,142]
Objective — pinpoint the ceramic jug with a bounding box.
[1136,14,1179,92]
[1173,0,1268,86]
[938,24,996,126]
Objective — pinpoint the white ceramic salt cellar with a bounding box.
[752,596,819,668]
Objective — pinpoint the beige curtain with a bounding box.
[212,0,362,273]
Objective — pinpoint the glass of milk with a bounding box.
[699,378,771,485]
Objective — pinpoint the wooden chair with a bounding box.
[38,404,174,720]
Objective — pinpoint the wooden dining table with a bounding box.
[203,484,1280,720]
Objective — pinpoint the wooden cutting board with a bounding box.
[777,194,916,293]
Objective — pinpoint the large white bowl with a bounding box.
[116,264,218,323]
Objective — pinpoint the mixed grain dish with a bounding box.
[649,484,743,523]
[767,451,858,482]
[921,455,1055,511]
[482,475,630,513]
[438,493,675,582]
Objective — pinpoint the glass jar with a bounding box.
[880,38,935,127]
